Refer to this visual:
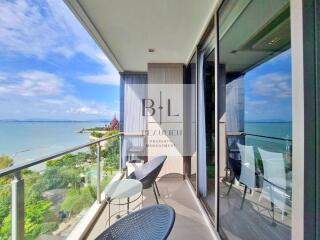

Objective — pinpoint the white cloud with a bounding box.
[246,99,268,108]
[72,107,100,115]
[77,107,98,114]
[78,53,120,86]
[0,1,120,120]
[0,72,7,81]
[42,98,65,105]
[79,74,120,86]
[0,70,64,97]
[43,95,119,117]
[249,73,291,98]
[0,0,90,59]
[0,94,119,120]
[0,0,119,85]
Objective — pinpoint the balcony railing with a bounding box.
[227,131,292,175]
[227,131,292,157]
[0,133,123,240]
[227,131,292,141]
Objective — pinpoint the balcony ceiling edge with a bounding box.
[64,0,218,72]
[63,0,124,72]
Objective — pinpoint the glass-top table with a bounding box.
[105,178,143,225]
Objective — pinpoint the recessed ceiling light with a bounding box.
[148,48,155,53]
[268,37,281,45]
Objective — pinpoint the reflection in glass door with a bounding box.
[217,1,292,239]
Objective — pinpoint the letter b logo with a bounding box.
[142,99,155,116]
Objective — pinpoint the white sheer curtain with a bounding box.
[226,76,245,159]
[121,74,147,167]
[198,51,207,197]
[226,76,244,133]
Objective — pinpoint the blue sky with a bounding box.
[0,0,119,121]
[244,49,292,122]
[0,1,291,122]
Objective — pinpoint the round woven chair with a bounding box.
[95,204,175,240]
[128,155,167,204]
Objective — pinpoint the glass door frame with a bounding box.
[185,50,198,194]
[188,0,317,238]
[196,18,217,225]
[213,0,318,239]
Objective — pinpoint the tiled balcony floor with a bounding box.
[85,174,216,240]
[218,181,291,240]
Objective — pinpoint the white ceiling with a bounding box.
[65,0,217,72]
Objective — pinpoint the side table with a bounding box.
[105,178,143,226]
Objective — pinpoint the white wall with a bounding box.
[147,63,185,177]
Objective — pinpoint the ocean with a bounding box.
[0,121,292,167]
[245,122,292,153]
[245,122,292,139]
[0,121,106,165]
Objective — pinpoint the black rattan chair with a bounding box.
[227,156,258,209]
[227,157,241,193]
[95,204,175,240]
[128,155,167,204]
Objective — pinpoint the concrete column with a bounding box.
[291,0,319,239]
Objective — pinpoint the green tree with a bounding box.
[0,156,13,239]
[0,169,54,240]
[102,131,120,172]
[25,198,52,240]
[46,152,92,168]
[0,156,12,170]
[0,186,11,233]
[91,131,104,138]
[0,144,114,239]
[60,186,96,215]
[0,213,11,239]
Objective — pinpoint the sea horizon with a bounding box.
[0,121,292,166]
[0,121,109,165]
[0,119,110,123]
[245,121,291,135]
[245,120,292,123]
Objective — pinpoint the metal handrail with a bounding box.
[0,133,122,178]
[1,131,148,240]
[227,131,292,142]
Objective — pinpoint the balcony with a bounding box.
[86,174,214,240]
[0,133,215,240]
[219,132,292,240]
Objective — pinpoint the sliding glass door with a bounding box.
[217,0,292,239]
[185,53,197,190]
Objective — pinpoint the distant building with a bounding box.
[105,116,120,131]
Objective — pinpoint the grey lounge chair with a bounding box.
[227,144,257,209]
[95,204,175,240]
[128,155,167,204]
